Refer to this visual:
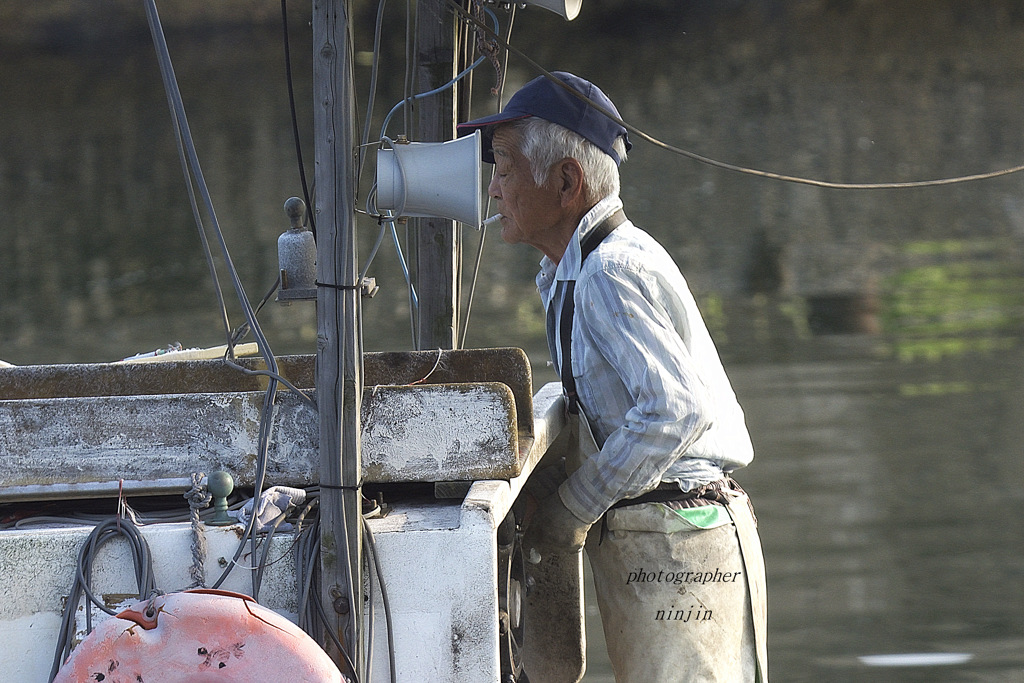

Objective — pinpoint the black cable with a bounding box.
[296,516,322,635]
[459,4,515,347]
[247,496,320,599]
[294,509,360,680]
[363,516,397,683]
[281,0,316,235]
[145,0,283,598]
[49,517,157,682]
[250,388,279,597]
[445,0,1024,191]
[363,522,376,683]
[253,509,289,597]
[314,585,362,682]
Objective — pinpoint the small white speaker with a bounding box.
[526,0,581,20]
[376,131,482,227]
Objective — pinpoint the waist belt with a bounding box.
[601,478,759,549]
[609,478,743,511]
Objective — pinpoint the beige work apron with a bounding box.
[572,410,768,682]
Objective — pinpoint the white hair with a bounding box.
[506,117,627,203]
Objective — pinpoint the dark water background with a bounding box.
[2,1,1023,680]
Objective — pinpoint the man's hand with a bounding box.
[524,492,591,557]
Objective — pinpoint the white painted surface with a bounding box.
[0,524,296,682]
[0,382,578,682]
[0,511,497,682]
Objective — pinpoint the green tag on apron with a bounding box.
[672,504,731,529]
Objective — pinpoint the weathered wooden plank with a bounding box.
[412,0,460,350]
[362,382,518,481]
[0,348,534,440]
[0,382,520,502]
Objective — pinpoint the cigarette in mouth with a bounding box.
[482,213,503,227]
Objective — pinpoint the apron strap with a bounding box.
[723,488,769,683]
[554,209,626,415]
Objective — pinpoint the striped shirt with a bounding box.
[538,196,754,524]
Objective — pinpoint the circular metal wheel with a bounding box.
[497,509,528,682]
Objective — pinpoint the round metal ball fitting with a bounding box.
[206,470,236,526]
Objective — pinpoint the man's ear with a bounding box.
[556,157,586,207]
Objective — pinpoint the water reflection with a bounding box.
[731,349,1024,682]
[2,1,1024,681]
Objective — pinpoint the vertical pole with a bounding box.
[414,0,460,350]
[313,0,363,677]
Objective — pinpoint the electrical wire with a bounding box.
[143,0,282,601]
[359,220,389,282]
[295,513,322,635]
[401,222,419,346]
[48,516,157,682]
[379,53,489,140]
[459,5,516,347]
[280,0,316,235]
[144,0,281,375]
[221,356,318,411]
[228,275,281,347]
[359,0,391,182]
[222,275,317,409]
[390,0,419,349]
[158,51,234,350]
[362,528,374,683]
[445,0,1024,191]
[314,589,362,681]
[295,514,361,682]
[390,221,419,305]
[251,496,319,597]
[403,0,415,135]
[363,515,397,683]
[290,497,395,682]
[334,475,362,676]
[377,6,501,141]
[11,496,252,531]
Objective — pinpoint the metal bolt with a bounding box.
[333,595,351,615]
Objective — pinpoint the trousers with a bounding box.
[585,490,767,682]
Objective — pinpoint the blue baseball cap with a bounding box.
[457,71,632,165]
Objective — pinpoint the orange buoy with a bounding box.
[54,589,344,682]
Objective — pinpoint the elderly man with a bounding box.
[458,72,767,682]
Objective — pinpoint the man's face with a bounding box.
[487,126,563,252]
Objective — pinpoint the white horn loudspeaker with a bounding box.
[375,130,482,227]
[525,0,582,20]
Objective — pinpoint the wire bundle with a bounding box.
[48,516,157,682]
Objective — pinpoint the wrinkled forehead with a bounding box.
[479,118,528,164]
[488,124,523,161]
